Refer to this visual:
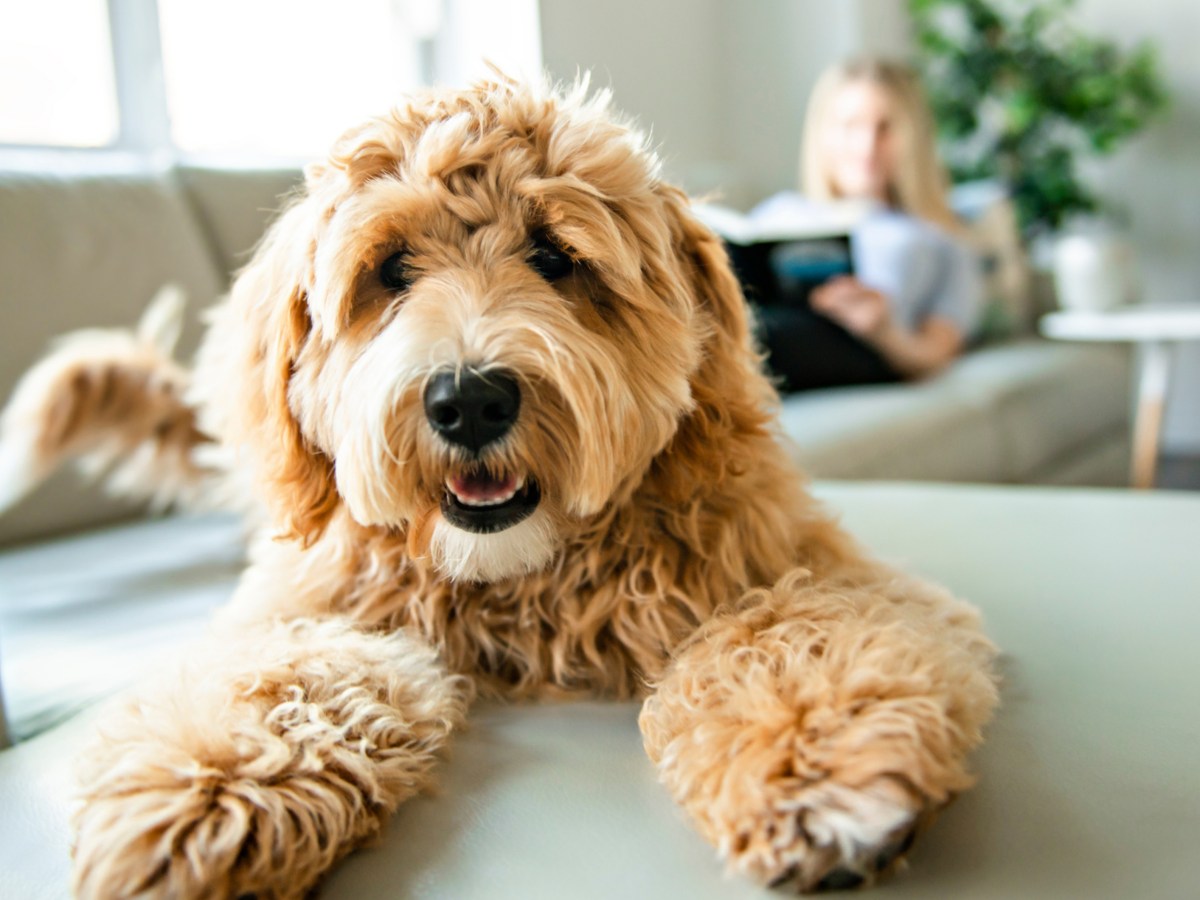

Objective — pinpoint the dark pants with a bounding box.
[753,305,900,394]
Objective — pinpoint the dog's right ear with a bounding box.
[217,194,339,545]
[655,185,772,391]
[642,184,785,502]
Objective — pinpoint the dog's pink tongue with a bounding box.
[451,471,517,502]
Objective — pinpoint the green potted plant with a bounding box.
[909,0,1168,243]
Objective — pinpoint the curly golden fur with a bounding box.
[0,76,998,897]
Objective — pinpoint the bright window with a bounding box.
[157,0,434,158]
[0,0,120,147]
[1,0,542,159]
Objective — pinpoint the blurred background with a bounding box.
[1,0,1197,455]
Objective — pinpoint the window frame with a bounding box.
[107,0,172,154]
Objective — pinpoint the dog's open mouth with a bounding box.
[441,468,540,533]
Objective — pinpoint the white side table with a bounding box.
[1041,305,1200,489]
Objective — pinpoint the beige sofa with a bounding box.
[0,165,1131,548]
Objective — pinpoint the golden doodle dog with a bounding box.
[0,76,999,897]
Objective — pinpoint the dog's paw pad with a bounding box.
[768,823,917,893]
[873,826,917,872]
[802,825,916,892]
[751,776,926,893]
[814,867,867,891]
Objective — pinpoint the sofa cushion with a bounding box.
[1,482,1198,899]
[781,339,1131,485]
[0,169,227,545]
[175,166,303,279]
[1034,431,1130,486]
[947,340,1131,482]
[778,376,1002,482]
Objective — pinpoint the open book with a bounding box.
[693,197,868,308]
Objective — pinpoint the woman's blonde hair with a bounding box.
[801,57,960,232]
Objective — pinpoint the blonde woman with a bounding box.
[752,57,982,391]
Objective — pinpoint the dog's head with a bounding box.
[222,77,768,583]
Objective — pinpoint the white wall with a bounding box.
[854,0,914,57]
[1074,0,1200,452]
[722,1,856,207]
[541,0,882,207]
[538,0,729,195]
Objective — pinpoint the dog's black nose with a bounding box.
[424,369,521,453]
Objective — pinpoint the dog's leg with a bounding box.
[639,565,998,892]
[71,615,470,900]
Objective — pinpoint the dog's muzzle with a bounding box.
[425,369,541,533]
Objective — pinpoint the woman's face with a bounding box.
[822,79,899,202]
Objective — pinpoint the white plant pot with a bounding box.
[1052,231,1138,312]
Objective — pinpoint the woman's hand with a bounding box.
[810,277,893,340]
[811,276,965,379]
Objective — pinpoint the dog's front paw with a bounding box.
[726,774,931,893]
[70,619,469,899]
[71,710,405,900]
[72,768,290,900]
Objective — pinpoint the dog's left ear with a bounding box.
[648,185,779,497]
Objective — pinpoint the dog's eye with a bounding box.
[528,232,575,281]
[380,251,414,291]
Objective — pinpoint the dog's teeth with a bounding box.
[456,489,518,507]
[444,474,522,508]
[460,495,514,507]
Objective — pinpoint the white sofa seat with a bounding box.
[1,482,1198,899]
